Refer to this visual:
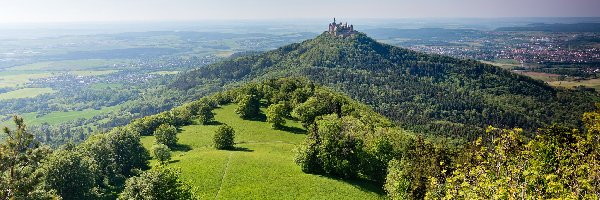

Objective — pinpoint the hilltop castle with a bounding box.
[328,18,357,37]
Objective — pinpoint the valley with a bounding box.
[0,16,599,199]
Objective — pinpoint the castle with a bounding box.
[328,18,357,37]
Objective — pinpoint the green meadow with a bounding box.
[1,104,123,127]
[0,88,55,100]
[7,59,127,71]
[141,104,384,199]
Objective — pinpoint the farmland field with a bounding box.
[548,79,600,91]
[0,72,55,88]
[140,104,384,199]
[7,59,128,71]
[0,104,123,127]
[0,87,55,100]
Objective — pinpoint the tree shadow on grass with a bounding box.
[277,125,307,134]
[244,113,267,122]
[319,175,386,195]
[167,160,180,164]
[204,121,223,126]
[171,144,192,152]
[230,146,254,152]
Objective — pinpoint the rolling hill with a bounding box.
[172,32,599,140]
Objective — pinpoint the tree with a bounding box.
[78,126,149,195]
[384,136,449,200]
[37,150,98,200]
[0,116,52,199]
[213,124,235,150]
[295,115,363,179]
[119,166,195,200]
[266,103,286,129]
[152,144,172,164]
[235,94,261,119]
[154,124,178,148]
[197,104,215,125]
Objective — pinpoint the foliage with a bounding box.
[213,124,235,150]
[384,136,451,200]
[436,107,600,200]
[154,124,178,147]
[78,126,150,197]
[197,103,215,125]
[173,32,599,141]
[266,103,287,129]
[0,116,53,199]
[37,149,99,200]
[235,94,261,119]
[296,115,363,178]
[152,144,172,165]
[119,166,195,200]
[139,103,383,199]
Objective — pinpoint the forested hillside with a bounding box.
[172,32,599,140]
[4,77,597,199]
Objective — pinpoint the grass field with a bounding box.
[141,104,384,199]
[480,59,520,70]
[0,87,55,100]
[0,72,55,88]
[7,59,127,71]
[514,71,562,82]
[0,104,124,127]
[548,79,600,91]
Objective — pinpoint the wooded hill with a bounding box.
[172,32,600,140]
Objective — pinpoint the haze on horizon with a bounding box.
[1,0,599,24]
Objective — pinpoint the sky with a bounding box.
[1,0,599,23]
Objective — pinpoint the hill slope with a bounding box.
[141,104,384,199]
[172,32,599,139]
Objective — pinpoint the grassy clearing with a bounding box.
[481,59,520,70]
[548,79,600,91]
[141,104,384,199]
[0,88,55,100]
[514,71,562,82]
[215,51,235,58]
[0,72,54,88]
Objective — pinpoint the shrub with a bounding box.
[235,94,261,119]
[266,103,286,129]
[213,124,235,150]
[154,124,178,147]
[119,167,195,200]
[152,144,172,164]
[197,104,215,125]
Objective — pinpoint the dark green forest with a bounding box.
[172,32,599,141]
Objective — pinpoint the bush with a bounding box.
[235,94,261,119]
[119,166,195,200]
[213,124,235,150]
[152,144,171,164]
[154,124,178,147]
[38,150,98,200]
[197,104,215,125]
[294,115,363,179]
[266,103,286,129]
